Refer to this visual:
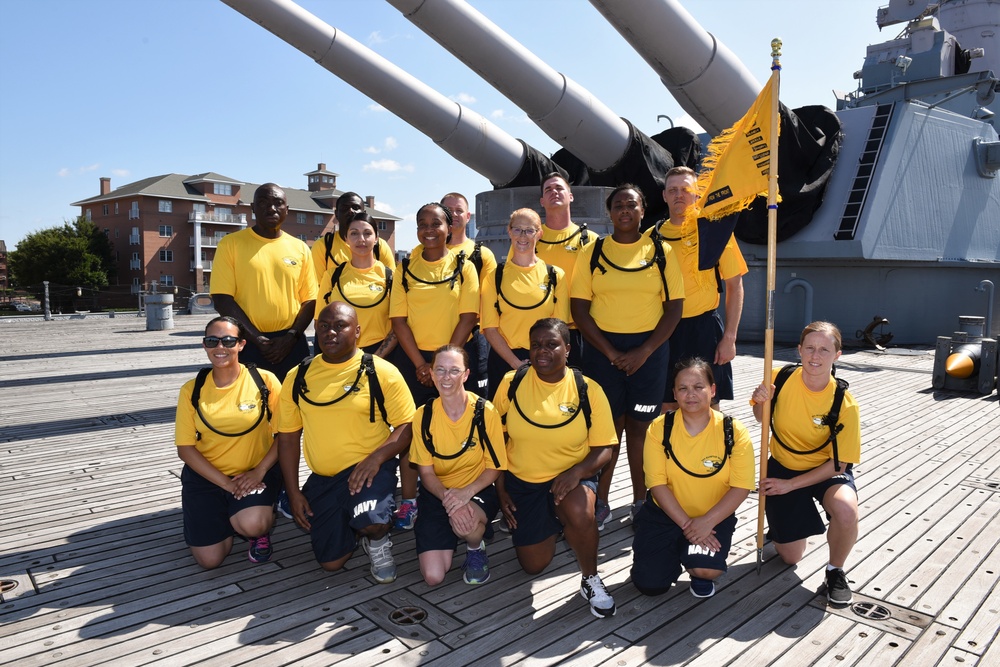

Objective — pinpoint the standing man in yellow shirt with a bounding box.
[441,192,496,398]
[537,172,595,368]
[211,183,316,382]
[653,167,747,413]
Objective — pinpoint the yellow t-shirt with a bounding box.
[492,367,618,483]
[769,366,861,470]
[449,238,497,302]
[649,219,748,318]
[480,261,570,350]
[315,261,392,348]
[570,236,684,333]
[389,249,480,350]
[409,392,507,488]
[277,351,416,477]
[211,228,316,333]
[535,222,595,281]
[310,232,396,283]
[175,365,282,477]
[644,410,755,518]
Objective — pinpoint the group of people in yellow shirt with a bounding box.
[174,171,861,620]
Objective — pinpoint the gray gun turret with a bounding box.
[218,0,567,188]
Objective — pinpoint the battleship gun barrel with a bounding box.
[219,0,528,186]
[386,0,632,172]
[588,0,762,135]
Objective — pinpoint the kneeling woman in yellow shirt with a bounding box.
[409,345,507,586]
[174,316,282,569]
[631,358,754,598]
[494,318,619,618]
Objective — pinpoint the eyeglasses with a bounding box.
[433,367,465,377]
[510,227,537,237]
[203,335,239,348]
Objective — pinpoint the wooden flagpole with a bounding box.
[757,38,782,575]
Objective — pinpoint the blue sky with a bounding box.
[0,0,888,251]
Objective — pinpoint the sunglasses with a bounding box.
[203,335,240,348]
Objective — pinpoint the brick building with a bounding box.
[0,240,8,295]
[72,164,400,294]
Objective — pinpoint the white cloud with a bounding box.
[489,109,532,124]
[111,168,130,177]
[57,167,70,177]
[368,31,387,45]
[81,163,100,173]
[362,137,399,155]
[362,159,414,173]
[450,92,476,105]
[376,202,396,214]
[367,103,387,113]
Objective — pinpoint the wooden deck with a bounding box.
[2,313,998,666]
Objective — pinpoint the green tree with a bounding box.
[9,217,116,288]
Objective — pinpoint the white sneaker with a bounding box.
[362,536,396,584]
[579,574,616,618]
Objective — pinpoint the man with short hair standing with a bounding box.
[212,183,316,382]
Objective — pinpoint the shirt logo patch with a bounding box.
[812,414,826,428]
[368,284,385,293]
[558,403,578,415]
[237,402,257,412]
[565,244,579,252]
[282,257,298,266]
[638,259,650,266]
[701,456,723,471]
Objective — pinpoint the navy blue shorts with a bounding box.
[391,347,438,406]
[240,329,311,383]
[582,330,668,421]
[466,331,489,398]
[487,346,529,400]
[663,310,734,403]
[631,496,736,595]
[764,457,857,544]
[301,459,398,563]
[414,483,500,554]
[181,463,281,547]
[504,471,597,547]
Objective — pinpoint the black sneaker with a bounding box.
[276,490,293,520]
[826,568,853,606]
[579,574,616,618]
[689,576,715,598]
[248,534,272,563]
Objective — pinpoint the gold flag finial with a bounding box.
[771,38,782,66]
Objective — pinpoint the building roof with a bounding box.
[72,173,401,221]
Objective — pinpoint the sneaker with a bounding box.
[826,568,853,606]
[393,499,418,531]
[628,500,644,524]
[248,534,272,563]
[362,536,396,584]
[595,501,612,532]
[579,574,616,618]
[462,542,490,584]
[497,514,511,533]
[276,490,292,520]
[690,576,715,598]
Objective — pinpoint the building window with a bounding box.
[114,202,119,215]
[102,204,109,216]
[297,234,307,241]
[132,252,139,261]
[216,207,232,222]
[192,203,206,213]
[159,250,173,262]
[115,228,119,238]
[104,228,110,236]
[378,221,387,231]
[159,225,172,237]
[158,200,172,213]
[314,214,324,226]
[296,213,307,225]
[160,275,174,286]
[129,201,139,219]
[213,183,232,196]
[131,277,141,292]
[85,209,92,221]
[309,175,318,183]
